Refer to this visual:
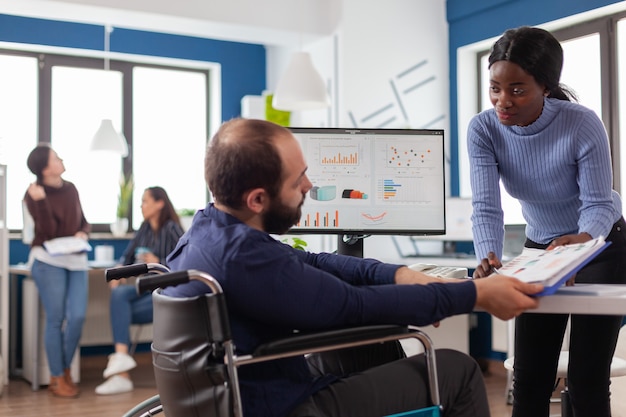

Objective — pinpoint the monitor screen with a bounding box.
[288,127,446,235]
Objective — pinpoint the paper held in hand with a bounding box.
[43,236,92,256]
[496,236,610,296]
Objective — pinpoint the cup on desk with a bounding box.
[135,246,150,262]
[94,245,114,264]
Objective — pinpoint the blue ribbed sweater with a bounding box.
[467,97,622,260]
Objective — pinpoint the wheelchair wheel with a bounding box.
[122,394,163,417]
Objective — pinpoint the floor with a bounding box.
[0,353,566,416]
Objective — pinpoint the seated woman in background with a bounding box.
[95,186,184,395]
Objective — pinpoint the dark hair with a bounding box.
[26,144,52,184]
[205,118,286,209]
[488,26,577,102]
[145,186,181,230]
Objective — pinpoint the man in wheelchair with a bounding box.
[163,118,544,417]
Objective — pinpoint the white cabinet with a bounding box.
[0,165,8,388]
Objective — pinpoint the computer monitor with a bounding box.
[288,127,446,243]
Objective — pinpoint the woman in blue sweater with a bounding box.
[469,26,626,417]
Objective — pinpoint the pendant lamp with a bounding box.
[91,119,128,157]
[272,52,330,111]
[89,24,129,157]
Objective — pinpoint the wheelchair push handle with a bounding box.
[136,270,191,294]
[136,269,224,295]
[105,263,170,282]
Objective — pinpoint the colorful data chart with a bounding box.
[387,144,431,167]
[298,211,340,228]
[382,179,401,200]
[320,145,359,166]
[360,211,388,225]
[341,189,368,199]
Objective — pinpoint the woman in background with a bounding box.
[95,186,184,395]
[24,144,90,398]
[469,26,626,416]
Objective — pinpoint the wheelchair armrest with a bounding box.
[236,324,440,411]
[253,324,413,356]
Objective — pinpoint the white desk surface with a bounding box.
[382,256,477,269]
[533,285,626,315]
[379,260,626,316]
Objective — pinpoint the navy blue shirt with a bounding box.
[165,204,476,417]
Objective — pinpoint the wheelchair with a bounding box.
[105,264,443,417]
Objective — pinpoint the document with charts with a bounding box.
[43,236,92,256]
[497,236,610,296]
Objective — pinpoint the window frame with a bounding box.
[474,11,626,191]
[1,48,213,232]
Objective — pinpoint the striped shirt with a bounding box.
[120,220,184,266]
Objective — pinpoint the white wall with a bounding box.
[267,0,450,258]
[4,0,451,262]
[2,0,335,46]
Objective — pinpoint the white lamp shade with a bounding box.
[272,52,330,111]
[90,119,128,157]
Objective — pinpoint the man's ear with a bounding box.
[245,188,268,214]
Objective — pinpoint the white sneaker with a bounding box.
[95,375,134,395]
[103,353,137,379]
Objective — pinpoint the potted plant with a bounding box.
[177,208,196,231]
[282,236,308,251]
[111,173,133,237]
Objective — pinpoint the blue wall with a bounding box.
[446,0,622,195]
[9,238,131,266]
[0,14,266,121]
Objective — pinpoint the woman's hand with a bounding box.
[137,251,159,264]
[27,183,46,201]
[473,252,502,279]
[74,231,88,240]
[547,232,592,249]
[547,233,590,286]
[108,277,126,289]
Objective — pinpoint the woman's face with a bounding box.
[43,150,65,177]
[141,190,164,222]
[489,60,547,127]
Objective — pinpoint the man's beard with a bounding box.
[262,195,305,235]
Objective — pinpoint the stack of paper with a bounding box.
[43,236,92,256]
[497,236,610,296]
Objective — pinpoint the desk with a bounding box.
[532,285,626,315]
[8,263,153,390]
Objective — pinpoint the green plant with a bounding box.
[116,173,134,219]
[177,208,196,217]
[282,236,308,251]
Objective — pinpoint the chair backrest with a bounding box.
[151,289,233,417]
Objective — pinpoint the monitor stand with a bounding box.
[337,235,365,258]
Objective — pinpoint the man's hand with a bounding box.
[473,275,543,320]
[394,266,445,285]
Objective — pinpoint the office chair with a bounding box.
[504,318,626,417]
[106,264,443,417]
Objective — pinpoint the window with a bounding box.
[0,49,212,232]
[618,18,626,195]
[0,54,38,230]
[473,12,626,224]
[131,67,207,229]
[52,66,123,225]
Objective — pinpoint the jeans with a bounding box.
[110,285,153,347]
[31,259,88,377]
